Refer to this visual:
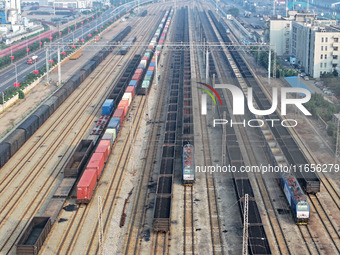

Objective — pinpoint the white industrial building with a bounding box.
[265,11,340,78]
[47,0,93,9]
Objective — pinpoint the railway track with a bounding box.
[121,7,174,255]
[0,46,127,254]
[0,6,163,254]
[298,225,321,255]
[200,9,292,255]
[230,25,340,253]
[183,186,195,255]
[308,194,340,253]
[40,7,168,254]
[121,48,170,255]
[191,7,224,254]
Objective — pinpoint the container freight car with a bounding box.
[280,174,310,224]
[16,217,52,255]
[102,99,114,115]
[183,144,195,185]
[0,26,132,170]
[77,169,97,203]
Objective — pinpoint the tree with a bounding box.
[227,8,240,18]
[18,90,25,99]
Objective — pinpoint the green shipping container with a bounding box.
[142,81,150,88]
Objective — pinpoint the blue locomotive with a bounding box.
[183,144,195,185]
[280,173,310,224]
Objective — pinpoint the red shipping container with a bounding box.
[135,68,143,74]
[87,152,105,178]
[118,100,129,116]
[125,86,135,98]
[132,73,142,84]
[148,66,155,72]
[77,169,97,203]
[95,140,111,162]
[113,108,124,125]
[159,39,164,44]
[142,56,148,61]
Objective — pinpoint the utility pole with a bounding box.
[242,194,249,255]
[98,196,104,255]
[222,111,226,165]
[58,46,61,86]
[155,48,158,86]
[336,117,340,163]
[46,47,50,85]
[268,47,271,81]
[212,73,216,116]
[205,47,209,82]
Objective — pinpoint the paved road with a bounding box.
[0,3,135,94]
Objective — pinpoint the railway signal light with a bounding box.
[33,70,39,74]
[72,45,76,48]
[9,56,14,60]
[59,32,62,36]
[14,83,20,87]
[40,41,42,45]
[81,21,84,24]
[26,48,29,52]
[49,60,54,64]
[49,36,53,40]
[68,28,71,31]
[88,34,92,37]
[81,39,85,43]
[61,52,66,55]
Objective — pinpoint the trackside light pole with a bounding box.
[242,193,249,255]
[155,48,158,86]
[46,47,50,85]
[58,46,61,86]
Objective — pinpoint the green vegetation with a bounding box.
[320,71,340,96]
[305,93,338,122]
[18,90,25,99]
[249,48,298,77]
[327,121,337,137]
[227,7,240,18]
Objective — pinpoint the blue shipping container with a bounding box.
[147,71,153,76]
[108,117,120,132]
[102,99,114,115]
[129,80,137,87]
[137,64,144,69]
[150,63,155,67]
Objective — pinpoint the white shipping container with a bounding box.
[140,59,147,67]
[122,92,132,105]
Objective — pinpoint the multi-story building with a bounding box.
[266,11,340,78]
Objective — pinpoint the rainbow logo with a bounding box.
[198,82,222,115]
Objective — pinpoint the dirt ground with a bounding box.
[0,83,57,138]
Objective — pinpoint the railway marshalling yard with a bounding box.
[0,1,339,255]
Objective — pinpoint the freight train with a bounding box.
[280,173,310,224]
[183,144,195,185]
[119,35,136,55]
[208,10,320,194]
[77,9,173,203]
[0,26,132,169]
